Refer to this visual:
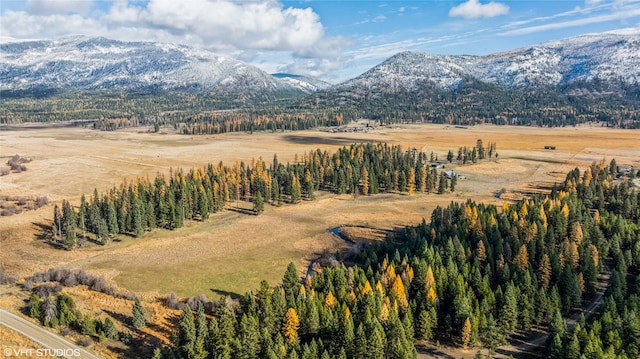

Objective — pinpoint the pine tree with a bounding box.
[194,302,208,359]
[500,284,518,337]
[447,150,454,163]
[29,294,42,320]
[53,204,62,238]
[283,262,299,300]
[367,323,385,359]
[132,297,146,329]
[290,175,302,204]
[103,317,118,339]
[179,305,197,359]
[419,165,427,192]
[253,192,265,214]
[351,323,367,358]
[237,313,260,359]
[548,333,564,359]
[438,173,446,194]
[481,313,503,351]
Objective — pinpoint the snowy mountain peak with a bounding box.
[337,31,640,93]
[0,36,324,97]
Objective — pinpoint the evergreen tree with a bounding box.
[193,302,208,359]
[132,297,146,330]
[253,191,265,214]
[178,305,197,359]
[283,262,300,300]
[103,317,118,339]
[237,313,260,359]
[290,175,302,203]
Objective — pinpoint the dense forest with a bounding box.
[2,81,640,129]
[51,142,480,249]
[146,159,639,359]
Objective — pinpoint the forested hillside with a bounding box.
[147,159,639,359]
[2,85,640,129]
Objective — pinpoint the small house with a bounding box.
[444,170,457,179]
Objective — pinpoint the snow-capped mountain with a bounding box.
[0,36,321,97]
[335,30,640,93]
[272,73,332,94]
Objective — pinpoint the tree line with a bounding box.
[151,159,638,358]
[3,80,640,129]
[51,142,467,249]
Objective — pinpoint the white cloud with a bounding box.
[586,0,604,6]
[449,0,509,19]
[500,7,640,35]
[26,0,93,15]
[0,0,350,78]
[372,15,386,22]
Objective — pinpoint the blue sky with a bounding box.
[1,0,639,82]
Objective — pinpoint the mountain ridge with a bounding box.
[0,36,321,99]
[332,30,640,94]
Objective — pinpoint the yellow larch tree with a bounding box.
[588,244,599,267]
[419,165,427,192]
[391,274,409,311]
[361,280,373,295]
[325,291,336,308]
[461,317,472,349]
[361,166,369,196]
[477,240,487,263]
[282,308,300,344]
[563,239,579,269]
[539,254,552,290]
[514,244,529,273]
[407,167,416,195]
[570,221,584,245]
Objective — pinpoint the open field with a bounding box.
[1,123,639,300]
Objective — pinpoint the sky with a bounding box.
[1,0,639,83]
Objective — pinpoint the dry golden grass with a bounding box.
[337,226,389,243]
[1,123,639,300]
[0,325,58,359]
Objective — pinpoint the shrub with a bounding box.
[0,268,18,284]
[79,337,93,347]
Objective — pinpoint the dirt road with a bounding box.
[0,308,101,359]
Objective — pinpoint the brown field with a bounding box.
[0,325,57,359]
[1,123,639,301]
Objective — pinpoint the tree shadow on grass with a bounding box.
[415,343,456,359]
[32,221,67,249]
[225,206,256,216]
[102,309,169,356]
[209,288,242,300]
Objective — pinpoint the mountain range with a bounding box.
[1,30,639,103]
[335,29,639,95]
[0,36,329,100]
